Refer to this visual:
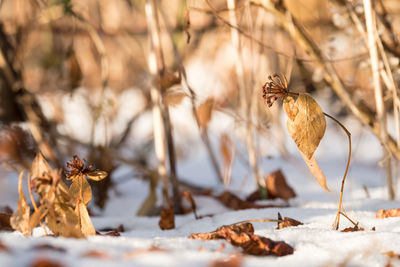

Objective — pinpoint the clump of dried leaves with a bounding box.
[10,153,107,237]
[376,208,400,218]
[189,222,294,256]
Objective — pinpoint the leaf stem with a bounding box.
[323,112,352,230]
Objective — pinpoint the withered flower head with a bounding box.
[65,155,107,181]
[262,73,289,107]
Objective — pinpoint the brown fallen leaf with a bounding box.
[246,170,296,201]
[190,222,293,256]
[0,213,12,231]
[217,191,288,211]
[277,216,303,229]
[341,226,364,232]
[197,98,215,130]
[376,208,400,218]
[189,222,254,241]
[208,254,242,267]
[29,258,64,267]
[159,207,175,230]
[81,250,112,260]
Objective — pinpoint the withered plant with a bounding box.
[10,153,107,237]
[263,74,351,230]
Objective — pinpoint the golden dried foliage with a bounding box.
[197,98,215,130]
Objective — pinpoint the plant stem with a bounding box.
[323,113,352,230]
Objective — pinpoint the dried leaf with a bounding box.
[376,208,400,218]
[216,224,294,256]
[85,170,108,181]
[69,176,92,205]
[82,250,111,259]
[341,226,364,232]
[30,153,52,189]
[162,88,187,107]
[217,191,288,211]
[46,203,82,238]
[197,98,214,130]
[220,133,235,186]
[75,202,96,236]
[29,258,64,267]
[189,223,254,241]
[10,171,30,236]
[159,207,175,230]
[300,152,329,191]
[385,251,400,258]
[277,216,303,229]
[0,213,12,231]
[29,205,47,232]
[208,254,242,267]
[285,94,326,159]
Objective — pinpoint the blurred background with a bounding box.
[0,0,399,214]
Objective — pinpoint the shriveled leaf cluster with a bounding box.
[189,222,294,256]
[10,153,107,237]
[376,208,400,218]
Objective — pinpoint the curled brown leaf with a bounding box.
[159,208,175,230]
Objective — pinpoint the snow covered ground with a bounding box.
[1,89,400,267]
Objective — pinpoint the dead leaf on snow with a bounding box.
[189,222,254,241]
[159,207,175,230]
[10,171,30,236]
[376,208,400,218]
[277,215,303,229]
[341,226,364,232]
[246,170,296,201]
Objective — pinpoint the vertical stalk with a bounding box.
[227,0,265,191]
[145,0,169,203]
[363,0,394,199]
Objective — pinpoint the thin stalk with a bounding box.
[363,0,394,200]
[323,113,352,230]
[226,0,265,193]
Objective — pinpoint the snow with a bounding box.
[1,90,400,267]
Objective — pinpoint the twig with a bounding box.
[323,113,352,230]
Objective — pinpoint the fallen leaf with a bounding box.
[197,98,214,130]
[189,222,254,241]
[341,226,364,232]
[285,94,326,159]
[376,208,400,218]
[277,216,303,229]
[247,170,296,201]
[0,213,12,231]
[208,254,242,267]
[81,250,111,259]
[29,258,64,267]
[217,191,288,210]
[159,207,175,230]
[162,88,187,107]
[10,171,30,236]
